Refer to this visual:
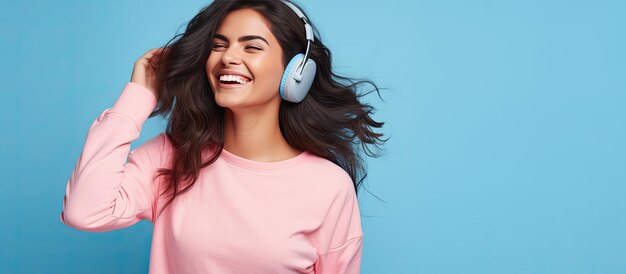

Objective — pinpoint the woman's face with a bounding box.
[206,8,285,110]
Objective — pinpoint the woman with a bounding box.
[61,0,385,273]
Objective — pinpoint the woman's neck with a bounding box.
[222,103,302,162]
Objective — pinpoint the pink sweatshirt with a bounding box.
[60,82,364,274]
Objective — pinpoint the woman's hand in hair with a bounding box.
[130,48,168,100]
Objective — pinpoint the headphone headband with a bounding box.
[281,0,314,43]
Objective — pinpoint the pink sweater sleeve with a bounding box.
[60,82,162,232]
[314,172,364,273]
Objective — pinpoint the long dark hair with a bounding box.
[150,0,387,218]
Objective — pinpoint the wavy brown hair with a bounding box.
[149,0,387,218]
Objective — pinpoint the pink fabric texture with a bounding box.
[60,82,364,273]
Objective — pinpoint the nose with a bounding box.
[221,46,242,65]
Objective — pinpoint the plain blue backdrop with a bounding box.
[1,0,625,273]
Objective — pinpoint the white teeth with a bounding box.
[219,74,250,84]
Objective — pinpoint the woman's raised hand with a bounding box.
[130,48,169,100]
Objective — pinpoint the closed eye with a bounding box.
[212,44,226,49]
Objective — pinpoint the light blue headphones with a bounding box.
[279,0,317,103]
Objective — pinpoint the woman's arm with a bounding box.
[60,82,162,232]
[314,171,364,273]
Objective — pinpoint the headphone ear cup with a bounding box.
[279,53,317,103]
[279,54,303,101]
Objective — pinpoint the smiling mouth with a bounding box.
[218,74,252,85]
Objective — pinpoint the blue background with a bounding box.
[1,0,625,273]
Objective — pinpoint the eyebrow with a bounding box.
[213,34,269,46]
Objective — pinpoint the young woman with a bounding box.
[61,0,385,273]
